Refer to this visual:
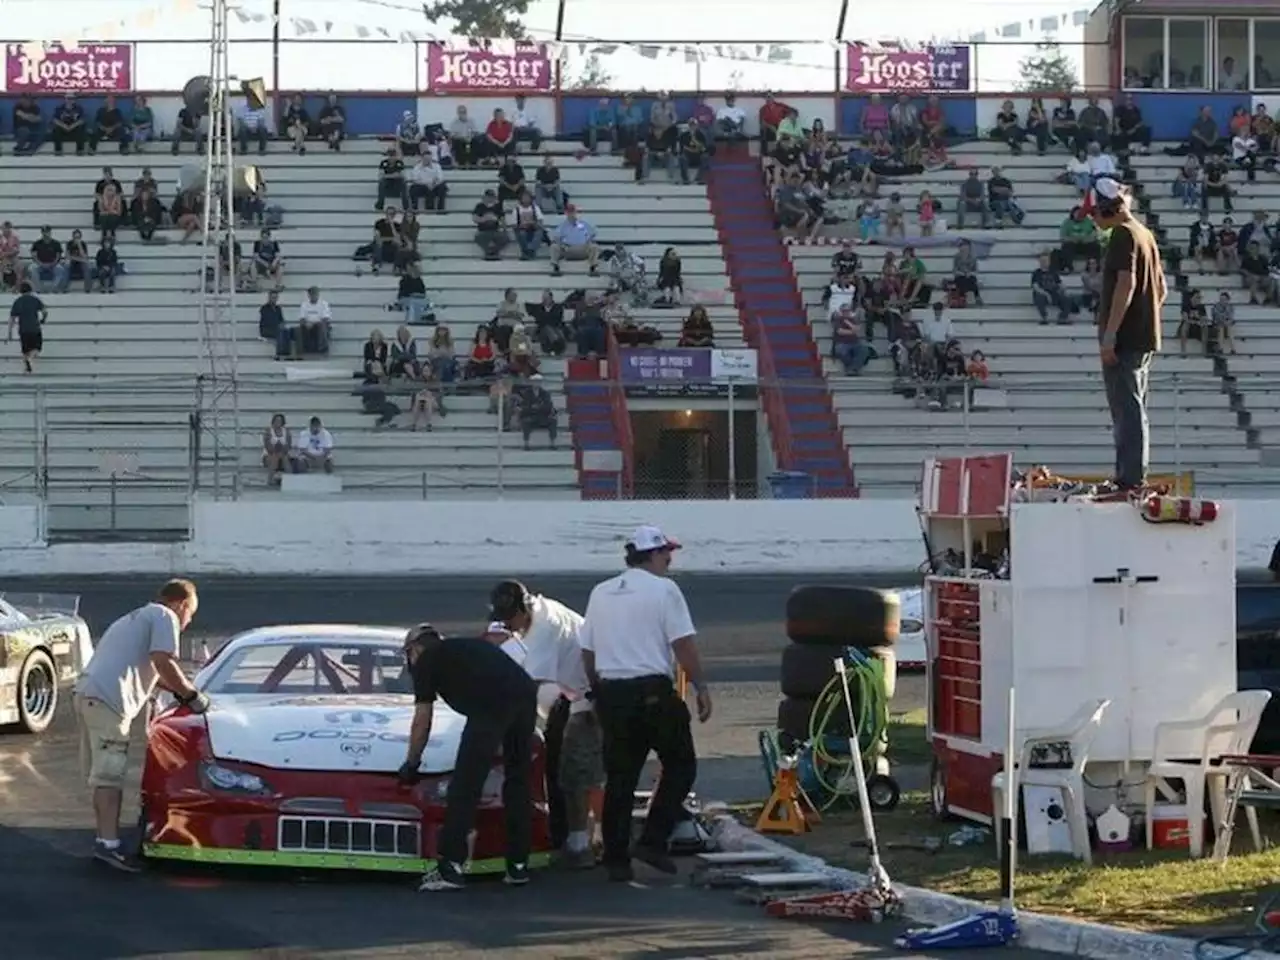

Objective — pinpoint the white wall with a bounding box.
[418,94,555,133]
[974,95,1114,137]
[724,95,838,137]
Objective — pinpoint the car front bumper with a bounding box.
[141,843,552,874]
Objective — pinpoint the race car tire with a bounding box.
[16,648,58,734]
[780,643,841,700]
[785,585,901,648]
[776,696,816,748]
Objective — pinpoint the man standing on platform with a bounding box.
[1093,176,1167,494]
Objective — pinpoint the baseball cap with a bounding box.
[627,525,681,552]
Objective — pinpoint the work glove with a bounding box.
[396,760,421,786]
[181,691,211,715]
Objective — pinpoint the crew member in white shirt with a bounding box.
[490,580,602,869]
[579,526,710,883]
[237,100,269,155]
[293,416,334,474]
[511,95,543,152]
[482,620,528,665]
[715,95,746,139]
[298,285,332,354]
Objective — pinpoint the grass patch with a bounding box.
[887,707,931,766]
[756,792,1280,933]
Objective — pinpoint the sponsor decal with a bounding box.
[844,43,971,93]
[324,710,391,726]
[340,741,373,757]
[5,42,134,93]
[273,728,408,744]
[424,42,551,92]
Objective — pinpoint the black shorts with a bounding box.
[18,330,42,354]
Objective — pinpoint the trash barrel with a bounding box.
[768,471,813,499]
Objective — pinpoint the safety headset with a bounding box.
[488,580,531,624]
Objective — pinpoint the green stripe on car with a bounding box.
[142,844,552,873]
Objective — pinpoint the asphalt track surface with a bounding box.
[0,574,1057,960]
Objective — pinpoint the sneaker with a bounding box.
[93,842,141,873]
[503,861,530,886]
[418,860,466,891]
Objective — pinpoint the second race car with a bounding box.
[0,593,93,733]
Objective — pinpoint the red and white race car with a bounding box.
[140,624,552,874]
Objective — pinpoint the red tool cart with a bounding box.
[920,454,1237,825]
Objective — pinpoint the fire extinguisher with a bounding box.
[1140,495,1218,525]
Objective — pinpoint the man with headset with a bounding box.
[579,525,711,883]
[1093,175,1166,494]
[489,579,602,869]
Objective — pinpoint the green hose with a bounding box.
[806,653,892,809]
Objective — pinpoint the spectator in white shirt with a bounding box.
[715,94,746,140]
[825,277,858,321]
[1085,141,1116,179]
[512,95,543,152]
[292,417,334,474]
[550,204,599,277]
[408,155,448,213]
[298,286,332,354]
[920,301,954,364]
[237,101,269,155]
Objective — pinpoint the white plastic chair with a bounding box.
[992,698,1112,864]
[1143,690,1272,858]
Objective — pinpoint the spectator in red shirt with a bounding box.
[759,93,792,151]
[920,96,948,148]
[483,108,516,165]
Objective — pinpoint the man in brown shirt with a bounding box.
[1094,176,1167,492]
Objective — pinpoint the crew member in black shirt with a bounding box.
[171,105,205,155]
[1111,95,1152,154]
[1050,98,1078,151]
[398,624,538,892]
[52,93,87,155]
[91,95,128,154]
[7,283,47,373]
[677,118,712,185]
[12,96,43,155]
[318,94,346,151]
[92,239,118,293]
[1094,176,1166,493]
[376,148,406,211]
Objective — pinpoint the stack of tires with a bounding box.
[777,585,900,755]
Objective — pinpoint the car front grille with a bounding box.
[277,816,421,858]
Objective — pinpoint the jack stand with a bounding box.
[895,911,1019,950]
[756,760,821,836]
[766,885,905,923]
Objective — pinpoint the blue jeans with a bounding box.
[30,262,69,293]
[1102,350,1152,488]
[640,150,676,182]
[833,340,871,374]
[276,325,296,358]
[432,355,458,382]
[516,227,541,259]
[14,122,41,153]
[535,184,565,214]
[1173,181,1201,208]
[576,326,606,357]
[398,295,431,325]
[990,198,1024,224]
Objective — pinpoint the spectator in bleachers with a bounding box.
[912,190,936,237]
[1203,154,1234,214]
[1110,95,1152,156]
[292,417,335,475]
[888,95,920,153]
[609,242,648,304]
[1218,217,1241,274]
[655,249,683,306]
[824,270,859,320]
[91,95,128,155]
[1244,241,1277,304]
[497,154,528,204]
[367,207,402,274]
[586,98,616,155]
[390,325,421,379]
[1050,98,1078,152]
[12,96,43,155]
[883,192,906,241]
[678,306,715,348]
[614,94,646,153]
[1172,156,1202,209]
[967,350,989,382]
[805,121,843,185]
[512,190,545,261]
[1031,252,1075,325]
[7,281,46,373]
[91,238,118,294]
[1231,120,1260,182]
[376,146,408,211]
[921,96,948,146]
[1254,105,1276,154]
[127,98,156,150]
[1188,212,1218,273]
[1024,98,1050,155]
[535,154,566,213]
[860,94,890,141]
[395,111,422,156]
[1086,141,1118,181]
[395,262,431,324]
[1080,257,1102,318]
[528,290,568,354]
[759,93,791,150]
[1240,212,1276,254]
[550,205,599,278]
[298,286,332,355]
[1166,106,1226,162]
[252,228,284,290]
[1177,289,1208,354]
[1229,105,1252,142]
[97,186,124,241]
[1056,206,1101,272]
[764,133,803,189]
[262,414,291,487]
[259,289,283,342]
[473,187,509,261]
[900,247,932,307]
[831,240,859,279]
[955,169,990,229]
[951,240,982,306]
[715,95,746,140]
[0,223,18,292]
[52,94,88,156]
[1062,148,1092,194]
[271,298,296,358]
[428,325,458,382]
[831,304,870,375]
[282,95,311,155]
[483,108,517,164]
[172,187,203,242]
[363,329,389,380]
[236,98,270,156]
[408,379,440,432]
[511,95,542,152]
[66,230,89,289]
[986,167,1024,227]
[92,166,123,228]
[517,375,558,449]
[27,227,68,294]
[449,106,479,169]
[990,99,1023,155]
[493,288,528,352]
[572,294,608,357]
[131,188,164,242]
[170,101,206,155]
[1078,98,1109,151]
[677,119,712,186]
[398,208,421,262]
[319,93,346,151]
[466,327,497,379]
[920,301,954,363]
[215,232,245,293]
[408,152,448,212]
[650,93,680,151]
[1213,293,1238,354]
[776,172,818,240]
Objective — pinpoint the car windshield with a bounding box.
[203,641,411,696]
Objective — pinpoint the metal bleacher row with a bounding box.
[0,137,735,530]
[791,140,1277,498]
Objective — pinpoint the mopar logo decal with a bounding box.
[273,729,407,744]
[340,741,373,757]
[324,710,391,726]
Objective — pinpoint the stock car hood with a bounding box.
[203,694,466,774]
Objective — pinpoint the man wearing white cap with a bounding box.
[579,525,711,883]
[1093,175,1166,493]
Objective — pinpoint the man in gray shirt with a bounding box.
[74,578,205,871]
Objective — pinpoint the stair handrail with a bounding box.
[745,314,796,472]
[604,327,636,497]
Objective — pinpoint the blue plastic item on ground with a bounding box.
[895,911,1020,950]
[768,471,813,499]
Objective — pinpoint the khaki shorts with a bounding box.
[76,695,133,789]
[559,710,604,793]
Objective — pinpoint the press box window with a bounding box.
[1216,19,1250,90]
[1121,17,1209,90]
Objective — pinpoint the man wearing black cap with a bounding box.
[398,624,539,892]
[580,526,711,883]
[1093,175,1166,494]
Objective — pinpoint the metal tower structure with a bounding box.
[196,0,241,499]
